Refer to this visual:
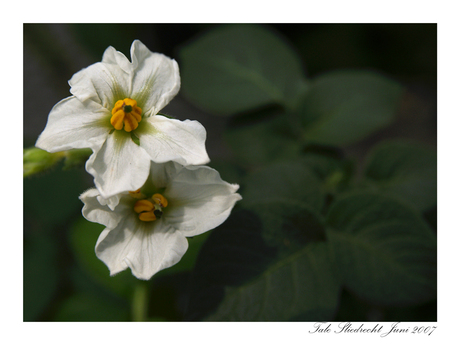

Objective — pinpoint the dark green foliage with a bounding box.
[363,140,437,211]
[326,192,436,307]
[179,25,308,116]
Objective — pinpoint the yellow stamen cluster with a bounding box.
[133,193,168,222]
[111,98,142,132]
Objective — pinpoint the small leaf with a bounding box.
[298,151,354,194]
[364,140,436,211]
[326,192,436,307]
[299,70,404,146]
[179,24,307,116]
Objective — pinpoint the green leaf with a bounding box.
[364,140,436,211]
[242,160,325,212]
[186,209,339,321]
[179,24,307,116]
[326,192,436,307]
[206,242,340,321]
[300,70,404,146]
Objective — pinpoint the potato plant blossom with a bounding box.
[80,161,242,280]
[36,40,209,199]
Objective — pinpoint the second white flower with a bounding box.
[80,161,242,280]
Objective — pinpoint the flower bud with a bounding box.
[23,147,65,177]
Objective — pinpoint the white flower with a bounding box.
[36,40,210,199]
[80,161,242,280]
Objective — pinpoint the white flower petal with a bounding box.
[130,40,180,116]
[35,96,110,152]
[102,45,133,75]
[69,54,131,109]
[95,218,189,280]
[165,164,242,237]
[80,188,130,228]
[139,116,210,166]
[148,160,174,189]
[96,193,124,211]
[86,130,151,199]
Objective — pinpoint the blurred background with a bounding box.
[23,24,436,321]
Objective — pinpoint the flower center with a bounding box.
[133,193,168,222]
[111,98,142,132]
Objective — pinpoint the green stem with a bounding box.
[132,280,149,321]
